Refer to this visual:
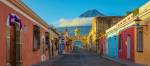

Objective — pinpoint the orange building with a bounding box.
[134,1,150,65]
[0,0,50,66]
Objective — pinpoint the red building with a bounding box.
[99,35,106,55]
[118,27,135,61]
[0,0,50,66]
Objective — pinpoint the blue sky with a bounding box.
[22,0,148,27]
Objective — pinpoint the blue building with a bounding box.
[107,35,118,58]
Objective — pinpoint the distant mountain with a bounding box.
[57,9,104,35]
[56,26,91,36]
[79,9,104,17]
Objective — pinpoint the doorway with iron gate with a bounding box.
[6,14,22,66]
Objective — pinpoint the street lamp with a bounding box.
[134,17,143,34]
[134,17,148,27]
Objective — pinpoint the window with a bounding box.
[45,32,50,49]
[137,27,143,52]
[33,25,40,50]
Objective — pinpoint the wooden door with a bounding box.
[10,24,17,66]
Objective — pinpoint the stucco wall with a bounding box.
[0,2,48,66]
[135,10,150,66]
[0,2,7,66]
[119,27,135,61]
[107,35,118,58]
[134,1,150,65]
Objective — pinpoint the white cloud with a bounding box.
[58,17,93,27]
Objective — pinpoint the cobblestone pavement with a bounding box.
[49,50,126,66]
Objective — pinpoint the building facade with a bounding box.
[134,1,150,65]
[106,12,135,61]
[87,16,123,53]
[118,27,135,61]
[49,27,59,58]
[99,35,106,55]
[0,0,56,66]
[104,1,150,65]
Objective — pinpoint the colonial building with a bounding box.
[87,16,123,52]
[104,1,150,65]
[106,14,134,59]
[0,0,55,66]
[48,27,59,58]
[134,1,150,65]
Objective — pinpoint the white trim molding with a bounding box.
[0,0,49,31]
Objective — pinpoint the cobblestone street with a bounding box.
[42,50,126,66]
[1,0,150,66]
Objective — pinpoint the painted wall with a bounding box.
[107,35,118,58]
[99,35,106,55]
[0,2,7,66]
[135,18,150,65]
[0,2,49,66]
[118,27,135,61]
[135,1,150,65]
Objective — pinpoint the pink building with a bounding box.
[0,0,50,66]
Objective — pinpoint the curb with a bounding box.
[31,55,64,66]
[102,56,126,66]
[102,56,147,66]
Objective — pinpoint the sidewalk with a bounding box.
[31,55,64,66]
[103,56,147,66]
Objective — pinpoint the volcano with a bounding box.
[79,9,104,17]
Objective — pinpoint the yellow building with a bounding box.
[87,17,98,51]
[87,16,123,52]
[134,1,150,65]
[48,27,59,58]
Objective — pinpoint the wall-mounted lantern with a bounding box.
[134,17,148,27]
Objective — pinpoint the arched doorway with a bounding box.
[73,40,83,51]
[127,34,131,59]
[41,35,46,62]
[6,14,22,66]
[10,23,20,66]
